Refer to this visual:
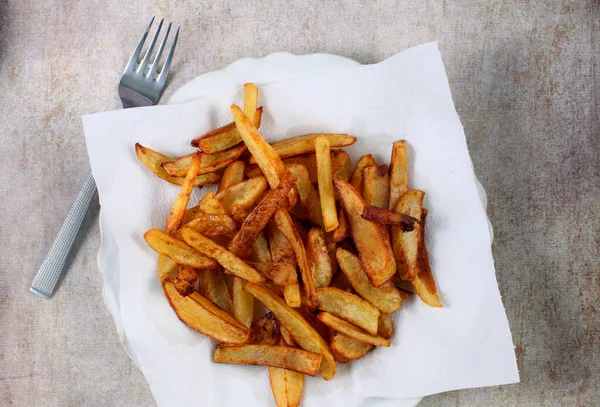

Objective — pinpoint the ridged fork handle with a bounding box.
[30,173,97,298]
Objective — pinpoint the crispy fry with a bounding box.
[182,205,203,225]
[273,210,316,305]
[362,164,390,209]
[249,134,357,163]
[135,143,221,187]
[145,228,219,269]
[307,228,333,288]
[296,307,329,341]
[163,280,248,343]
[332,350,350,363]
[349,154,376,193]
[377,313,394,340]
[329,270,352,291]
[269,364,304,407]
[158,255,178,283]
[198,191,227,215]
[388,140,408,209]
[362,206,417,231]
[249,232,272,263]
[313,287,380,335]
[331,209,349,244]
[412,211,442,307]
[231,104,287,189]
[336,248,402,313]
[230,205,249,225]
[219,160,246,192]
[330,332,374,360]
[243,83,261,126]
[181,227,266,284]
[173,265,199,296]
[315,136,338,232]
[249,313,280,345]
[165,152,202,234]
[317,312,390,347]
[232,277,254,328]
[197,269,233,314]
[333,178,396,287]
[215,176,268,213]
[162,144,246,177]
[228,172,297,258]
[266,221,301,307]
[244,283,336,380]
[279,326,296,347]
[248,262,298,286]
[331,150,351,181]
[391,190,424,281]
[213,344,322,376]
[287,164,323,227]
[185,215,237,238]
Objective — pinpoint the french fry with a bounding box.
[158,255,178,283]
[163,280,248,343]
[362,206,417,231]
[181,227,266,284]
[315,136,338,232]
[230,205,249,225]
[287,164,323,227]
[164,152,201,234]
[219,160,246,192]
[391,190,424,281]
[213,345,322,376]
[362,164,390,209]
[336,248,402,313]
[329,269,352,291]
[135,143,221,187]
[248,313,280,345]
[331,150,351,181]
[317,312,390,347]
[331,209,349,244]
[377,313,394,340]
[144,228,219,269]
[330,332,374,360]
[231,104,287,189]
[249,134,357,163]
[248,262,298,286]
[162,144,246,177]
[249,232,272,263]
[182,205,203,225]
[388,140,408,210]
[332,350,350,363]
[173,265,199,296]
[412,211,442,307]
[307,228,333,288]
[296,307,330,341]
[267,221,301,308]
[349,154,376,193]
[185,215,237,238]
[228,172,296,258]
[279,326,296,347]
[215,176,268,213]
[197,269,233,314]
[333,178,396,287]
[313,287,380,335]
[273,209,316,305]
[269,363,304,407]
[232,277,254,328]
[244,283,336,380]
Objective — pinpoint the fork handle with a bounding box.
[30,173,97,298]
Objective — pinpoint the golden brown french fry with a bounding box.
[362,206,417,231]
[173,265,199,296]
[232,277,254,328]
[306,228,333,288]
[279,326,296,347]
[330,332,374,360]
[230,205,249,225]
[145,229,219,269]
[181,227,266,284]
[213,345,322,376]
[389,140,408,210]
[349,154,376,193]
[197,269,233,314]
[231,104,287,189]
[135,143,221,187]
[412,211,442,307]
[164,152,201,233]
[158,255,178,283]
[316,136,338,232]
[336,248,402,313]
[269,364,304,407]
[163,280,248,343]
[377,313,394,340]
[331,209,349,244]
[313,287,380,335]
[249,134,357,163]
[162,144,246,177]
[332,350,350,363]
[287,164,323,227]
[182,205,203,225]
[243,83,262,127]
[391,190,424,281]
[296,307,330,341]
[333,178,396,287]
[215,176,268,213]
[331,150,351,181]
[248,313,280,345]
[249,232,272,263]
[219,160,246,193]
[362,164,390,209]
[228,172,296,258]
[248,262,298,286]
[266,221,301,308]
[273,209,316,305]
[198,191,226,215]
[317,312,390,347]
[329,269,352,291]
[244,284,336,380]
[185,215,237,238]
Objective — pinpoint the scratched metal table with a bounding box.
[1,1,598,406]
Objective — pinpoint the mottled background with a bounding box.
[0,1,598,406]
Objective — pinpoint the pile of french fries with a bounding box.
[137,83,441,407]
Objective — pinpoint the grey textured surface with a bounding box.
[1,1,598,406]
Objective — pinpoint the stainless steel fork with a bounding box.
[30,17,179,299]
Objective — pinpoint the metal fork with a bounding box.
[30,17,179,299]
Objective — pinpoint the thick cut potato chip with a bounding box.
[163,280,248,343]
[287,164,323,227]
[135,143,221,187]
[228,172,296,258]
[213,344,322,376]
[313,287,380,335]
[197,269,233,314]
[307,228,333,288]
[165,152,202,234]
[336,248,402,313]
[315,136,338,232]
[269,365,304,407]
[244,284,336,380]
[333,178,396,287]
[388,140,408,210]
[362,206,417,231]
[330,332,374,360]
[215,176,268,213]
[317,312,390,347]
[219,160,246,193]
[162,144,246,177]
[412,211,442,307]
[145,228,219,269]
[349,154,376,193]
[391,190,424,281]
[249,134,356,164]
[173,265,199,296]
[232,277,254,328]
[377,313,394,340]
[362,164,390,209]
[181,227,266,284]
